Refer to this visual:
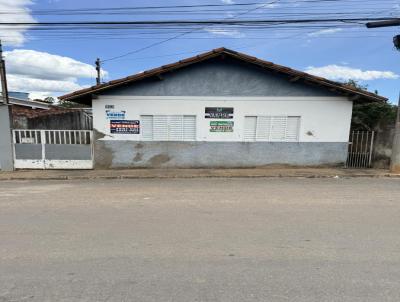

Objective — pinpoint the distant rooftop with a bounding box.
[8,92,29,101]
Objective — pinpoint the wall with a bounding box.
[103,57,337,97]
[12,110,92,130]
[93,96,353,143]
[92,96,352,168]
[373,126,395,168]
[25,111,92,130]
[0,105,14,171]
[95,141,348,169]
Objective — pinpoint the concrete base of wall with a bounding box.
[94,141,348,169]
[0,105,14,171]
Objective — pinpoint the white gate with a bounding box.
[346,130,375,168]
[13,130,93,170]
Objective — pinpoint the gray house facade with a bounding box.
[60,48,385,169]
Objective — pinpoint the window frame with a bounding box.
[140,115,197,142]
[244,115,301,142]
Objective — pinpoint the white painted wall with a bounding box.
[93,96,353,143]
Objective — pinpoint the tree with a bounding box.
[352,102,397,131]
[58,99,87,108]
[343,79,368,91]
[344,79,398,130]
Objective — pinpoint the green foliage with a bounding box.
[352,102,398,131]
[343,79,368,91]
[57,100,87,108]
[43,96,55,104]
[342,79,396,130]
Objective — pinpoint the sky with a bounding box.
[1,0,400,103]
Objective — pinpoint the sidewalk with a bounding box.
[0,167,398,181]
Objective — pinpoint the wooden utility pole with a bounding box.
[95,58,101,85]
[0,40,9,104]
[366,20,400,173]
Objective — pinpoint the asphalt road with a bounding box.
[0,178,400,302]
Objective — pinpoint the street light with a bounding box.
[394,35,400,51]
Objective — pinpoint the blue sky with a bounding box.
[1,0,400,103]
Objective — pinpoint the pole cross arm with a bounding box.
[366,19,400,28]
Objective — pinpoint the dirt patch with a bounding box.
[133,153,143,162]
[94,141,114,169]
[149,154,171,167]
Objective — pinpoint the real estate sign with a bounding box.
[210,121,234,132]
[110,120,140,134]
[205,107,234,119]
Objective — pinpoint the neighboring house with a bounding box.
[60,48,386,169]
[4,92,92,130]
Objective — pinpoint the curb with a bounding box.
[0,173,399,181]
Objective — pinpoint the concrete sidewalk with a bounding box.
[0,167,397,181]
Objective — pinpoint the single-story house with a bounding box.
[60,47,386,169]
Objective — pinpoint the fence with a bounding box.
[13,129,93,170]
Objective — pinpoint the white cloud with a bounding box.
[4,49,107,80]
[308,28,343,37]
[204,27,244,37]
[7,74,86,92]
[220,0,235,3]
[305,65,399,81]
[0,0,36,46]
[3,49,107,98]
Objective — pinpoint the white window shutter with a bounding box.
[286,116,300,141]
[153,116,169,141]
[168,115,184,141]
[270,116,287,141]
[141,115,196,141]
[244,116,257,141]
[256,116,271,141]
[183,116,196,141]
[141,115,153,140]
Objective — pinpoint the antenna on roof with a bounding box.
[95,58,101,85]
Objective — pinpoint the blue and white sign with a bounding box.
[106,110,126,120]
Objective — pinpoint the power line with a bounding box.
[1,18,398,26]
[101,0,282,63]
[1,0,396,15]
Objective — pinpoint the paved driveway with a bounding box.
[0,178,400,301]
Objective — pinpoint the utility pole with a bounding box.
[0,40,9,104]
[366,20,400,173]
[95,58,101,85]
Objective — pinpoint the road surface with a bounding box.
[0,178,399,301]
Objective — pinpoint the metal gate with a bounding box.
[346,130,375,168]
[13,130,93,170]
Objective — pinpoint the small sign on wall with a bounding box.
[110,120,140,134]
[205,107,234,119]
[210,121,234,132]
[106,110,126,120]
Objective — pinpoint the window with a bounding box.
[244,116,300,142]
[140,115,196,141]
